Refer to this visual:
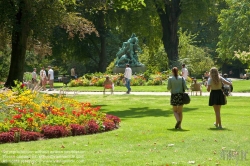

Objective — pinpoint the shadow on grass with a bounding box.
[208,128,232,131]
[105,107,172,119]
[102,106,199,120]
[167,128,190,132]
[0,163,14,166]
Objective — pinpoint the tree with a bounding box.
[178,30,214,76]
[151,0,218,68]
[75,0,148,72]
[0,0,97,87]
[217,0,250,60]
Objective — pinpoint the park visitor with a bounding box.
[40,67,47,91]
[124,64,132,94]
[181,64,189,80]
[71,67,76,79]
[48,66,54,91]
[207,67,232,129]
[32,68,37,84]
[103,76,114,94]
[167,67,188,129]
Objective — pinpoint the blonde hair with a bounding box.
[210,67,220,84]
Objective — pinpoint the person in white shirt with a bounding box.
[48,66,54,91]
[71,67,76,79]
[124,64,132,94]
[181,64,189,80]
[32,68,37,84]
[40,67,47,90]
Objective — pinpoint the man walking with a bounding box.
[48,66,54,91]
[124,64,132,94]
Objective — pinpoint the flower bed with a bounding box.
[0,81,121,144]
[68,72,171,87]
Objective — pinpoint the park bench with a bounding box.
[190,79,202,96]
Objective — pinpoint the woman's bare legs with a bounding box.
[213,105,222,128]
[173,105,183,129]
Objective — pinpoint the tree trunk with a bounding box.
[5,0,30,87]
[97,11,107,72]
[154,0,181,68]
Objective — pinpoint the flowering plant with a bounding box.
[0,87,121,143]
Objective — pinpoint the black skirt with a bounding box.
[209,90,226,106]
[171,93,183,106]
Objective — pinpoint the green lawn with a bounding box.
[0,95,249,166]
[53,79,250,92]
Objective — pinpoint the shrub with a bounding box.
[70,124,86,136]
[87,120,99,134]
[103,119,115,131]
[0,132,14,143]
[106,114,121,127]
[69,80,78,87]
[20,131,42,142]
[42,125,70,138]
[96,78,105,86]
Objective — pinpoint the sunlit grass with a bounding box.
[0,95,249,165]
[53,79,250,92]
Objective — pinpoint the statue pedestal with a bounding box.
[113,66,146,74]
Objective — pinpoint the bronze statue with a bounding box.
[115,34,143,67]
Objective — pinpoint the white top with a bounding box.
[32,71,37,79]
[182,67,188,79]
[71,68,75,76]
[48,69,54,80]
[124,67,132,79]
[40,70,47,79]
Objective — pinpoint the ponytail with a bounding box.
[172,67,179,79]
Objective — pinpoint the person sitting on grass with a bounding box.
[103,76,114,95]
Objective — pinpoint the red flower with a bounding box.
[10,120,15,124]
[27,118,33,123]
[21,84,25,88]
[13,114,22,119]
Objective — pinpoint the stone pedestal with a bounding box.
[113,66,146,74]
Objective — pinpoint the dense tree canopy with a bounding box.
[217,0,250,61]
[1,0,248,84]
[0,0,97,87]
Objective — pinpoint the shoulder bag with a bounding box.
[221,79,227,105]
[182,77,191,104]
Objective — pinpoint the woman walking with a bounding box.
[207,67,232,129]
[167,67,188,129]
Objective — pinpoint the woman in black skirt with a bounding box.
[167,67,188,129]
[207,67,232,129]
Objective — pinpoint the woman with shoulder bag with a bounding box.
[167,67,188,129]
[207,67,232,129]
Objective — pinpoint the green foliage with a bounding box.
[0,47,11,82]
[178,30,215,77]
[12,80,27,95]
[217,0,250,60]
[234,47,250,68]
[139,45,169,73]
